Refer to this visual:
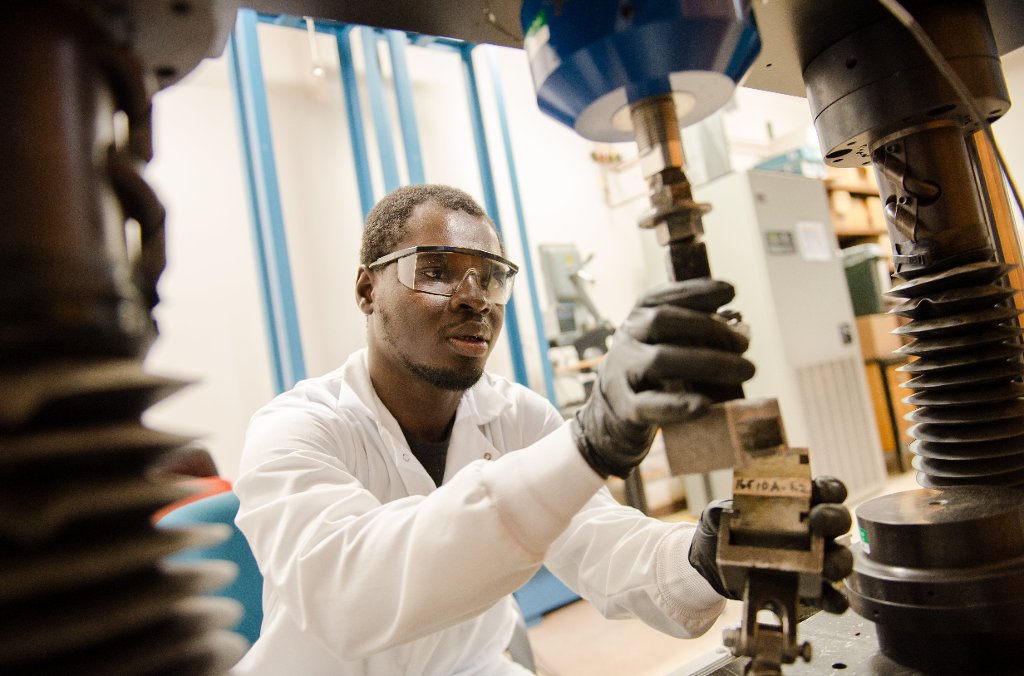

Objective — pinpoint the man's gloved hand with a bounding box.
[571,278,755,479]
[688,476,854,613]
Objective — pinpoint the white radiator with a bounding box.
[795,357,887,503]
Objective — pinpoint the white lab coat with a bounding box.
[232,349,725,675]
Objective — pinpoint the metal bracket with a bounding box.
[717,447,825,675]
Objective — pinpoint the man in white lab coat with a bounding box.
[233,184,851,675]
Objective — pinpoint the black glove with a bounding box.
[571,278,755,479]
[688,476,854,614]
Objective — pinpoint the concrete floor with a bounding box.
[525,469,922,676]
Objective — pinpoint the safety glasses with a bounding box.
[368,246,519,305]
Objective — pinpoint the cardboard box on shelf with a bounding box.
[826,165,879,194]
[830,189,852,212]
[831,192,872,234]
[855,313,907,360]
[865,195,887,233]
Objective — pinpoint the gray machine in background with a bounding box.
[538,243,614,360]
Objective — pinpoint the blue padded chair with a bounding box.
[157,490,264,645]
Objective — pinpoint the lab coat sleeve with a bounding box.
[543,488,727,638]
[234,404,603,660]
[516,393,727,638]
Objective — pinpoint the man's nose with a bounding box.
[449,270,491,312]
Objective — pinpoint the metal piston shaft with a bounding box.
[629,94,713,284]
[629,95,743,406]
[871,123,1024,488]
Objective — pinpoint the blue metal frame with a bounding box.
[236,13,557,402]
[227,9,306,393]
[485,47,557,403]
[459,46,530,387]
[335,26,376,219]
[386,31,426,185]
[361,28,401,193]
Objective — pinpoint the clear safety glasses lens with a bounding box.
[394,250,517,304]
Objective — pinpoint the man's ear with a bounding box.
[355,265,375,315]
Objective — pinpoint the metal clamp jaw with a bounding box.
[718,449,825,675]
[662,399,826,674]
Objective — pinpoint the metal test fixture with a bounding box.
[2,1,1024,674]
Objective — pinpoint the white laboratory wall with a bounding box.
[143,21,1024,480]
[145,71,276,477]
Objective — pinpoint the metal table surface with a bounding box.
[668,609,1018,676]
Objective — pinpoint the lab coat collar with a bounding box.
[336,349,511,493]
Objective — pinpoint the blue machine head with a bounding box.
[520,0,761,141]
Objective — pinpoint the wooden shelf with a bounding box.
[825,169,891,272]
[836,227,888,238]
[825,180,880,196]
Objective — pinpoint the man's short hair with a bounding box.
[359,184,501,265]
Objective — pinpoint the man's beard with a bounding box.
[401,357,483,391]
[379,305,484,391]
